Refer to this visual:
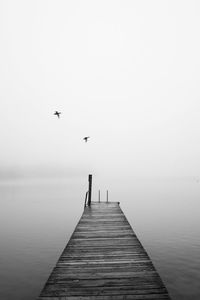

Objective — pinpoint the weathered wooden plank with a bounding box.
[49,272,159,281]
[38,202,171,299]
[38,294,170,300]
[40,286,168,297]
[47,271,161,281]
[60,255,149,261]
[47,275,164,285]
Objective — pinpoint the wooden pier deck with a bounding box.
[38,202,170,299]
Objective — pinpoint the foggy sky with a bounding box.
[1,0,200,180]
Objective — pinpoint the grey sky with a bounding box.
[1,0,200,179]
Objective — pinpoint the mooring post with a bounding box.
[98,190,100,202]
[88,174,92,206]
[106,190,108,202]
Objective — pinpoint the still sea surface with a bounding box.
[0,176,200,300]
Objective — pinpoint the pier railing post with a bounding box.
[84,191,88,208]
[88,174,92,206]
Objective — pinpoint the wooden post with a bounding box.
[106,190,108,202]
[88,174,92,206]
[98,190,100,202]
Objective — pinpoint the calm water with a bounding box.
[0,176,200,300]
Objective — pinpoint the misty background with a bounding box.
[1,1,200,299]
[1,0,200,179]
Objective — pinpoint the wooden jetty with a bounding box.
[38,176,170,300]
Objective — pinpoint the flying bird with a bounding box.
[83,136,90,143]
[54,111,61,118]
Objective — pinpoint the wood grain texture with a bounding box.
[38,202,171,299]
